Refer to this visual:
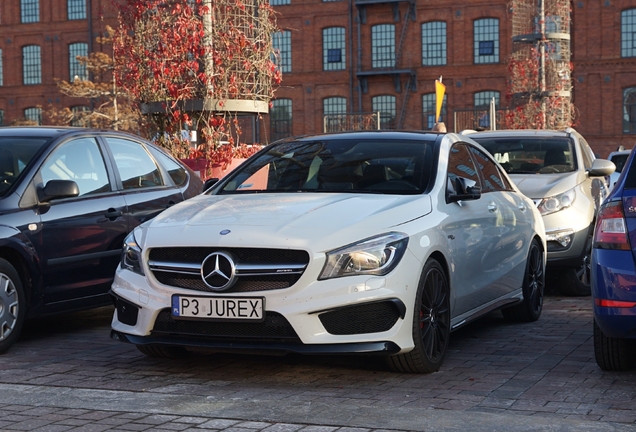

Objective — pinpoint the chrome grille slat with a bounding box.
[148,247,310,294]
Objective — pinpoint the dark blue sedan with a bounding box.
[0,127,203,354]
[592,148,636,371]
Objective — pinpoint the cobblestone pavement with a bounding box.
[0,291,635,432]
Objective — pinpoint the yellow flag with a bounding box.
[435,78,446,123]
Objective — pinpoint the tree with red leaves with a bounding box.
[112,0,281,167]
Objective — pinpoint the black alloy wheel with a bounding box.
[387,258,450,373]
[502,238,545,322]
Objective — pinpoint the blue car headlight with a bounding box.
[319,232,409,280]
[121,229,144,275]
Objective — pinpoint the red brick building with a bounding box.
[1,0,635,157]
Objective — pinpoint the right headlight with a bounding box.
[121,229,144,275]
[537,188,575,216]
[319,232,409,280]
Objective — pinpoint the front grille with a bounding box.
[319,300,402,335]
[151,309,300,342]
[148,247,310,294]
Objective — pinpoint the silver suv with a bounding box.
[466,128,615,296]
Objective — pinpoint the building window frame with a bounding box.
[624,87,636,133]
[474,18,499,64]
[622,8,636,58]
[323,27,346,71]
[69,42,88,81]
[269,0,290,4]
[422,93,447,130]
[474,91,500,129]
[21,0,39,23]
[24,107,42,125]
[270,98,293,141]
[22,45,42,85]
[67,0,87,20]
[371,24,395,68]
[421,21,447,66]
[0,49,3,86]
[272,31,291,73]
[372,95,396,130]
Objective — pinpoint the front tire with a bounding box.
[0,259,26,354]
[387,259,450,373]
[502,238,544,322]
[593,320,636,371]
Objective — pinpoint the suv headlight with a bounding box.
[319,232,409,280]
[121,229,144,275]
[537,188,576,216]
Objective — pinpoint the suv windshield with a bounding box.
[474,137,577,175]
[0,137,49,197]
[216,138,434,195]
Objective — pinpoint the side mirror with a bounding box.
[588,159,616,177]
[447,177,482,203]
[38,180,80,203]
[203,177,219,191]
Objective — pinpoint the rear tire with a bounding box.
[0,259,25,354]
[593,320,636,371]
[558,229,593,297]
[136,344,188,358]
[502,239,544,322]
[387,259,450,373]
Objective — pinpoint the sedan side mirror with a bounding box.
[37,180,80,203]
[588,159,616,177]
[447,177,482,203]
[203,177,219,191]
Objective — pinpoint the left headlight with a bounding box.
[121,229,144,275]
[319,232,409,280]
[537,188,576,216]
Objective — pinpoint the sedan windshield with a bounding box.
[475,137,577,174]
[217,138,435,195]
[0,137,49,197]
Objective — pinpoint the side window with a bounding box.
[447,144,481,196]
[105,137,164,189]
[148,146,187,186]
[469,146,508,192]
[40,138,110,196]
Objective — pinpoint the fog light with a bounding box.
[546,229,575,248]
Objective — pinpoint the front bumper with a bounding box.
[109,250,422,354]
[591,248,636,339]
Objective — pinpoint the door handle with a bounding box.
[105,208,122,220]
[487,202,497,213]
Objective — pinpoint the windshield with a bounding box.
[216,138,435,195]
[0,137,49,197]
[610,154,629,174]
[474,137,577,174]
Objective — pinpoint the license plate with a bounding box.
[171,295,264,321]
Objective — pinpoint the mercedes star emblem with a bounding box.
[201,251,237,291]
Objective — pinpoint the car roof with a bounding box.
[463,129,572,139]
[280,130,441,142]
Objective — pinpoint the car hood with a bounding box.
[509,172,580,199]
[141,193,432,251]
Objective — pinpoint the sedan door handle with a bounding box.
[487,202,498,213]
[105,208,122,220]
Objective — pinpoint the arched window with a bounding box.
[22,45,41,85]
[69,42,88,81]
[624,87,636,133]
[372,95,396,130]
[474,91,500,129]
[24,107,42,125]
[372,24,395,68]
[422,93,447,130]
[323,27,346,71]
[474,18,499,64]
[270,99,293,140]
[323,97,347,132]
[622,9,636,57]
[422,22,446,66]
[272,31,291,73]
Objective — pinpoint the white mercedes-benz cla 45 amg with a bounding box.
[110,130,546,373]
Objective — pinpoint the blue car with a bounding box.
[592,148,636,371]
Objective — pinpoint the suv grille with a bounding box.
[148,247,310,293]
